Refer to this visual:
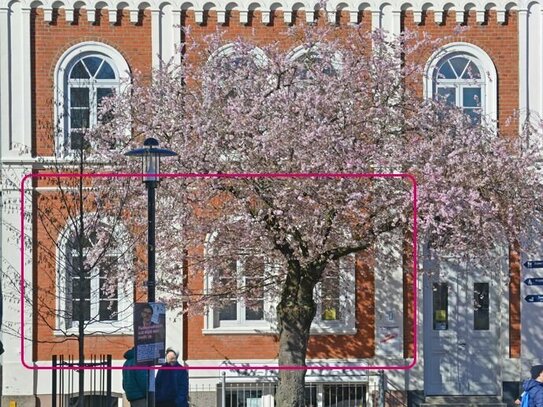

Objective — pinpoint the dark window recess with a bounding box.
[473,282,490,330]
[432,282,448,330]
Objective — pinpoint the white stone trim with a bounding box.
[519,7,529,129]
[6,0,526,28]
[0,3,10,157]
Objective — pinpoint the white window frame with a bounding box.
[55,215,133,335]
[203,236,356,335]
[54,42,130,157]
[310,255,356,335]
[424,42,497,127]
[203,256,275,334]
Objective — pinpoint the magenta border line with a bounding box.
[20,172,418,371]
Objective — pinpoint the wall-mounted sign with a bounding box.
[525,295,543,303]
[524,278,543,286]
[524,260,543,269]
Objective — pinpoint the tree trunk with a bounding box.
[275,269,317,407]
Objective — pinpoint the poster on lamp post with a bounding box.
[134,302,166,365]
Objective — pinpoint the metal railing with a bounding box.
[52,354,113,407]
[376,370,408,407]
[188,372,369,407]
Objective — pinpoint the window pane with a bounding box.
[73,275,91,300]
[463,87,481,108]
[432,283,448,330]
[437,61,456,79]
[70,131,90,151]
[218,301,237,321]
[97,88,113,105]
[72,299,91,321]
[83,56,103,77]
[474,282,490,330]
[321,262,341,321]
[99,299,118,320]
[245,301,264,320]
[96,62,116,79]
[437,87,456,106]
[462,61,481,79]
[244,257,265,321]
[70,108,90,129]
[450,56,469,78]
[70,61,90,79]
[464,108,481,124]
[70,88,90,108]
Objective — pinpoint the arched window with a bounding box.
[425,43,497,126]
[287,45,342,84]
[55,43,130,156]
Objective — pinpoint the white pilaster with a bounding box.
[413,10,422,24]
[476,10,485,24]
[371,9,381,30]
[172,9,182,66]
[1,167,35,400]
[374,230,404,359]
[283,10,292,24]
[151,8,161,69]
[518,8,529,127]
[455,10,464,23]
[391,9,401,35]
[0,4,10,155]
[239,10,248,24]
[261,9,270,24]
[130,8,139,23]
[109,8,118,24]
[65,8,74,22]
[349,10,357,24]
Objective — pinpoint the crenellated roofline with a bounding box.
[0,0,528,25]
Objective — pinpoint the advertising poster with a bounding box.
[134,302,166,365]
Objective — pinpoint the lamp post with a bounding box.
[125,137,177,407]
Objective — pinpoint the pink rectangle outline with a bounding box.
[20,172,418,371]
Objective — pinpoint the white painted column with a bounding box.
[172,9,182,66]
[526,3,542,118]
[1,166,36,403]
[374,230,404,360]
[518,7,529,127]
[151,8,162,69]
[391,9,402,35]
[521,223,543,380]
[21,5,32,151]
[371,10,381,30]
[5,2,33,154]
[0,3,10,155]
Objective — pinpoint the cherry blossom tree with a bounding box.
[90,26,543,406]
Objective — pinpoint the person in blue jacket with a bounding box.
[122,347,148,407]
[522,364,543,407]
[156,348,189,407]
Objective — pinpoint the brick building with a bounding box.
[1,0,542,405]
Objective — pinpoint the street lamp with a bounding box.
[125,137,177,407]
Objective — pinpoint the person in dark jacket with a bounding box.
[122,347,148,407]
[523,364,543,407]
[156,348,189,407]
